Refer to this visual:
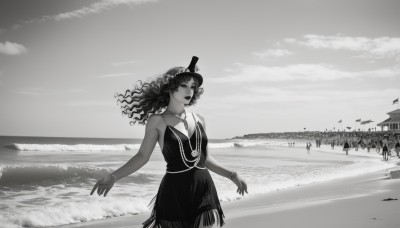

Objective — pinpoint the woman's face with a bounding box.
[170,77,197,105]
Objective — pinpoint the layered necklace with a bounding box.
[165,110,203,170]
[169,122,202,159]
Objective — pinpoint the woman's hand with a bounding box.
[230,172,248,196]
[90,174,116,197]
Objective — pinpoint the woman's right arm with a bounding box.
[90,115,162,196]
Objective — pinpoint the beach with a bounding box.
[1,136,399,228]
[3,1,400,227]
[225,167,400,228]
[55,166,400,228]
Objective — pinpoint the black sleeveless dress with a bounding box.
[143,116,225,228]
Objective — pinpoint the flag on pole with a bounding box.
[356,119,361,122]
[338,120,342,123]
[393,98,399,104]
[361,120,373,125]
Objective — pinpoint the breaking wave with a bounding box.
[7,142,262,152]
[7,143,141,152]
[0,164,156,189]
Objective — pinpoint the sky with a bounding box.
[1,0,400,139]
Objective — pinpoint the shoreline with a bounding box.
[53,164,400,228]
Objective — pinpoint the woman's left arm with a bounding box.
[205,153,248,195]
[196,113,248,196]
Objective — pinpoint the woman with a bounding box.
[90,56,248,228]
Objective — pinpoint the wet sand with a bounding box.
[55,166,400,228]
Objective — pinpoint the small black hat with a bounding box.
[176,56,203,86]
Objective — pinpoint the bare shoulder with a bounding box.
[147,114,164,130]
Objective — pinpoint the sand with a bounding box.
[55,164,400,228]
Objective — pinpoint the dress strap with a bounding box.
[191,113,197,124]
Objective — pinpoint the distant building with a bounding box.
[377,109,400,131]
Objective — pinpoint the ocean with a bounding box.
[0,136,397,228]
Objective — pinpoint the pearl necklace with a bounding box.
[168,115,202,166]
[166,116,206,174]
[169,121,202,158]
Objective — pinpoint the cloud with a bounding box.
[212,63,399,84]
[285,34,400,60]
[52,0,158,21]
[253,49,293,59]
[65,100,113,107]
[111,60,142,67]
[0,41,27,55]
[67,88,86,93]
[98,73,131,78]
[13,0,158,28]
[15,88,44,96]
[215,85,399,105]
[15,87,86,96]
[215,89,324,104]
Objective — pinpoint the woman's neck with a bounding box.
[166,103,185,115]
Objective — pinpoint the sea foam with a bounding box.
[8,142,242,152]
[0,197,150,228]
[8,143,141,152]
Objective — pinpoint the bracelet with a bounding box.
[110,174,117,182]
[229,172,237,180]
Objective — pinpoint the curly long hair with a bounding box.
[115,67,204,125]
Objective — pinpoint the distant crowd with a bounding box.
[312,131,400,159]
[237,130,400,158]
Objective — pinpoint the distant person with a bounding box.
[331,140,335,149]
[343,140,350,155]
[354,139,359,151]
[306,142,311,153]
[371,140,376,150]
[377,139,383,153]
[366,140,371,153]
[358,138,364,150]
[382,135,390,161]
[90,56,247,228]
[395,140,400,158]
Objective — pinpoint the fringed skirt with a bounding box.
[143,169,225,228]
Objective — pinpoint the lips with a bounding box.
[184,96,191,100]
